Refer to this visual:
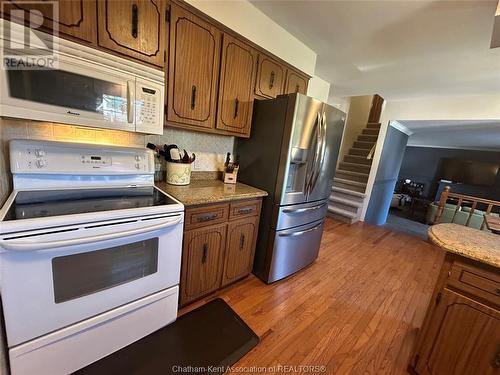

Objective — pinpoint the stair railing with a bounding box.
[366,144,376,160]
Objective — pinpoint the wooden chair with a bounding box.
[434,186,500,229]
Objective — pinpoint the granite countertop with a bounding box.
[428,223,500,268]
[156,179,268,206]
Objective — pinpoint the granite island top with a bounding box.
[155,179,268,206]
[428,223,500,268]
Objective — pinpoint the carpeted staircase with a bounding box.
[328,122,381,223]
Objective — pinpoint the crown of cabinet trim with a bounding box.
[102,0,162,58]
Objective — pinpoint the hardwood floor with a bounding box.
[179,218,445,375]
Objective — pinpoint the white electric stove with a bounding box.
[0,139,184,375]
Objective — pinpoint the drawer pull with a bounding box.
[239,234,245,250]
[202,243,208,264]
[238,207,253,214]
[196,214,217,223]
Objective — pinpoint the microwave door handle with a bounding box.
[303,112,321,196]
[127,80,135,124]
[0,215,182,252]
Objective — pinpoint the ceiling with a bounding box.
[250,0,500,101]
[399,120,500,150]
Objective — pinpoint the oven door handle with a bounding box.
[0,216,182,252]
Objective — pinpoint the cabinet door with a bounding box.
[416,289,500,375]
[167,5,221,129]
[221,216,258,287]
[97,0,166,67]
[180,224,227,305]
[215,34,257,137]
[4,0,97,44]
[284,69,308,95]
[254,54,285,99]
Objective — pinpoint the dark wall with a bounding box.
[398,146,500,201]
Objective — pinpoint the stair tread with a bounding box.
[327,205,358,219]
[336,169,369,177]
[345,155,371,160]
[334,177,367,187]
[339,161,371,169]
[331,186,366,197]
[329,196,364,208]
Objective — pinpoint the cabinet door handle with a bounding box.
[495,288,500,295]
[191,85,197,110]
[233,98,239,119]
[196,213,217,223]
[202,243,208,264]
[131,4,138,39]
[239,234,245,250]
[269,71,275,89]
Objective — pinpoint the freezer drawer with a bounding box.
[275,199,327,231]
[268,219,325,283]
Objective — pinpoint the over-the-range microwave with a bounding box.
[0,20,164,135]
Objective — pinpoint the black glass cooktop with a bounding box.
[3,187,177,221]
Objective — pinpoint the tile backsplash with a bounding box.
[0,118,235,205]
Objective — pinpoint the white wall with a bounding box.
[360,93,500,220]
[307,76,331,102]
[186,0,317,75]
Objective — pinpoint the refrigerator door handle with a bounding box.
[278,221,324,237]
[304,111,322,196]
[308,111,327,195]
[282,202,327,214]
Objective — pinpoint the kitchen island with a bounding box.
[409,223,500,374]
[156,178,268,306]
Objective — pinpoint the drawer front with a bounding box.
[185,204,229,230]
[229,199,262,220]
[448,262,500,307]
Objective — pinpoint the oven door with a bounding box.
[0,212,183,347]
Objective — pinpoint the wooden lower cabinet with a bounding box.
[179,198,262,306]
[410,254,500,375]
[180,223,227,305]
[222,216,258,287]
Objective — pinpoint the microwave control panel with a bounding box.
[10,140,154,175]
[135,85,160,129]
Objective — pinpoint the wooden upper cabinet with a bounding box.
[222,216,258,287]
[180,224,227,305]
[97,0,166,67]
[3,0,97,44]
[284,69,309,95]
[415,289,500,375]
[167,5,221,129]
[255,54,285,99]
[215,34,257,137]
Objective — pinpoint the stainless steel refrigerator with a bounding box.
[236,93,346,283]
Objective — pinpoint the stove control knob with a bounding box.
[36,159,46,168]
[34,149,46,157]
[135,155,141,161]
[135,163,140,169]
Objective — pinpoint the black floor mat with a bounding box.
[75,298,259,375]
